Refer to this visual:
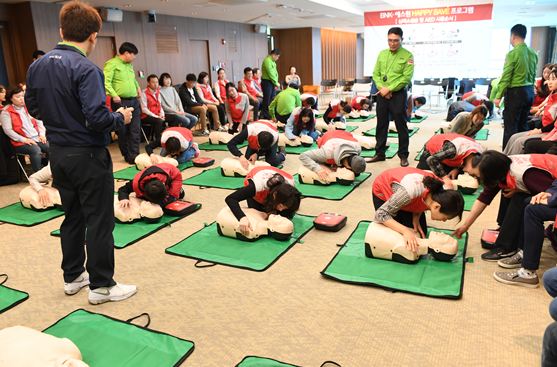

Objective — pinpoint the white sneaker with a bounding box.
[88,283,137,305]
[64,272,90,295]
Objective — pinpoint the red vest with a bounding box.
[217,79,229,100]
[317,130,358,165]
[503,154,557,192]
[227,95,245,122]
[141,88,162,119]
[542,93,557,127]
[372,167,437,213]
[161,127,193,151]
[243,78,258,97]
[351,96,364,111]
[462,91,482,106]
[132,163,182,199]
[247,121,278,150]
[425,133,483,168]
[5,105,40,147]
[327,103,341,119]
[244,166,294,204]
[199,84,218,103]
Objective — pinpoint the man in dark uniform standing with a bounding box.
[25,1,137,305]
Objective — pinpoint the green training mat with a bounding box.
[474,128,489,141]
[321,221,468,299]
[360,143,398,159]
[51,208,200,249]
[0,275,29,314]
[462,187,481,211]
[346,114,376,122]
[0,202,64,226]
[114,161,193,181]
[44,309,194,367]
[183,168,245,190]
[198,141,247,151]
[294,172,371,200]
[363,127,419,138]
[410,116,427,123]
[284,143,317,155]
[165,214,315,271]
[414,148,424,161]
[344,125,358,133]
[236,356,300,367]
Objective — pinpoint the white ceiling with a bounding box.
[1,0,556,32]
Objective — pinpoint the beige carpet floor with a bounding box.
[0,110,555,366]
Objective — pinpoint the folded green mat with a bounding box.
[294,172,371,200]
[321,221,468,299]
[198,141,247,151]
[0,274,29,314]
[166,214,315,271]
[360,143,398,159]
[474,128,489,141]
[236,356,300,367]
[284,143,317,155]
[114,161,193,181]
[414,147,424,161]
[410,116,427,123]
[0,202,64,226]
[363,127,419,138]
[346,114,376,122]
[44,309,194,367]
[183,168,245,189]
[51,208,200,249]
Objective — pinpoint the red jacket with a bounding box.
[243,78,259,98]
[132,163,182,200]
[4,105,40,147]
[140,88,162,120]
[425,133,483,168]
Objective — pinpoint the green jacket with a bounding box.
[269,87,302,118]
[372,47,414,92]
[261,55,279,87]
[104,56,140,98]
[495,42,538,99]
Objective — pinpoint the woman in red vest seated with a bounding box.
[373,167,464,252]
[140,74,166,154]
[225,166,301,235]
[455,151,557,262]
[417,133,485,187]
[224,83,250,133]
[213,68,229,105]
[227,119,284,168]
[196,72,226,130]
[0,86,48,172]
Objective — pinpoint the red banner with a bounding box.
[364,4,493,26]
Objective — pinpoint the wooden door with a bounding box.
[189,40,210,83]
[89,36,116,70]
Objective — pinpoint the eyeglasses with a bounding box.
[387,39,401,43]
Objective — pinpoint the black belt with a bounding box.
[119,97,138,101]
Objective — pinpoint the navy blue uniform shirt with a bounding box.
[25,43,124,147]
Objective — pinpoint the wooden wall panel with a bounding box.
[321,28,357,82]
[0,4,10,21]
[272,28,313,86]
[4,2,37,84]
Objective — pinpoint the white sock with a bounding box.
[518,268,537,279]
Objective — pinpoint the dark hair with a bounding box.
[225,82,237,97]
[423,176,464,220]
[511,24,527,39]
[159,72,172,87]
[270,49,280,55]
[6,86,24,103]
[475,150,512,188]
[0,84,6,106]
[482,100,494,118]
[119,42,138,55]
[470,104,488,122]
[217,68,225,75]
[388,27,403,38]
[243,67,253,75]
[144,180,167,204]
[264,176,301,218]
[342,105,352,114]
[146,74,158,82]
[186,73,197,82]
[59,1,102,43]
[288,82,299,89]
[165,137,181,156]
[0,84,5,94]
[32,50,45,59]
[415,96,426,105]
[294,108,315,136]
[197,71,209,84]
[339,100,347,107]
[303,97,315,107]
[257,131,274,149]
[359,98,371,109]
[252,67,260,74]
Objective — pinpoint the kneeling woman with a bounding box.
[372,167,464,252]
[225,166,302,236]
[285,108,319,141]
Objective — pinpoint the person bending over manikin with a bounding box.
[216,206,294,241]
[278,133,314,148]
[0,326,89,367]
[298,165,356,186]
[364,221,458,264]
[220,156,270,177]
[19,164,61,210]
[113,193,164,223]
[134,153,178,170]
[451,173,479,195]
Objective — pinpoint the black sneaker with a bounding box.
[366,155,386,163]
[481,247,517,262]
[145,144,153,156]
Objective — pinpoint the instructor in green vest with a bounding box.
[369,27,414,167]
[261,49,281,119]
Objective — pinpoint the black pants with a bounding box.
[245,144,285,167]
[275,110,291,124]
[522,202,557,270]
[141,116,165,150]
[494,193,531,252]
[372,194,427,235]
[524,138,556,154]
[375,89,409,158]
[502,86,534,149]
[50,145,116,290]
[543,322,557,367]
[261,79,276,119]
[112,98,141,163]
[249,97,262,121]
[216,104,226,125]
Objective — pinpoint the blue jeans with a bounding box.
[165,113,197,129]
[160,145,197,164]
[15,141,49,172]
[300,129,319,141]
[543,268,557,321]
[543,322,557,367]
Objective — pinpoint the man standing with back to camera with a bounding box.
[369,27,414,167]
[25,0,137,305]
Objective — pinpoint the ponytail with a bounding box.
[423,176,464,220]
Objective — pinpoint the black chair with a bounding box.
[441,77,459,100]
[355,77,372,84]
[458,78,476,95]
